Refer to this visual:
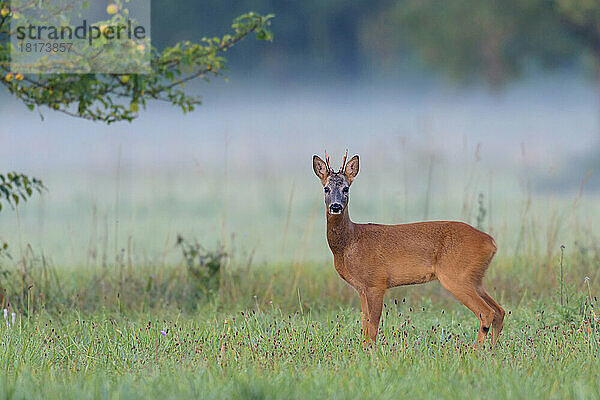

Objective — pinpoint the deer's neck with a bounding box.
[326,208,354,255]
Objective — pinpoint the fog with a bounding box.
[1,75,597,177]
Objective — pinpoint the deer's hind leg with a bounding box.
[437,274,495,349]
[477,287,505,342]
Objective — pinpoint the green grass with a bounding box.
[0,251,598,399]
[1,300,599,399]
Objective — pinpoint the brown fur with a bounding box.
[313,152,505,349]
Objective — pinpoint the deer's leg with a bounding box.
[359,292,370,341]
[477,287,505,342]
[365,287,385,343]
[438,276,495,349]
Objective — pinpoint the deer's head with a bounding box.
[313,150,359,215]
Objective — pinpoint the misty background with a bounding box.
[1,0,599,267]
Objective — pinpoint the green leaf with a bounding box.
[2,13,274,123]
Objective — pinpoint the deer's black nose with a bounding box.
[329,203,343,214]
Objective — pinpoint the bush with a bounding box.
[176,235,227,299]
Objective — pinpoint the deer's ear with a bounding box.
[344,155,359,184]
[313,155,329,184]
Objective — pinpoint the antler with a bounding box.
[324,149,349,173]
[324,149,332,172]
[339,149,348,173]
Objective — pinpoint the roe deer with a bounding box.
[312,150,504,349]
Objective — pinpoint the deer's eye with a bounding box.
[324,187,330,194]
[342,187,349,194]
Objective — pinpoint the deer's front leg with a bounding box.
[359,292,369,341]
[365,287,385,343]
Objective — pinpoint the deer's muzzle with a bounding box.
[329,203,343,214]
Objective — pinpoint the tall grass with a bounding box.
[0,234,598,316]
[2,141,598,270]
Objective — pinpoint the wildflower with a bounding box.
[585,277,590,282]
[11,313,15,326]
[160,330,167,336]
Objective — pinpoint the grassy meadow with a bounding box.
[1,299,599,399]
[1,145,599,399]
